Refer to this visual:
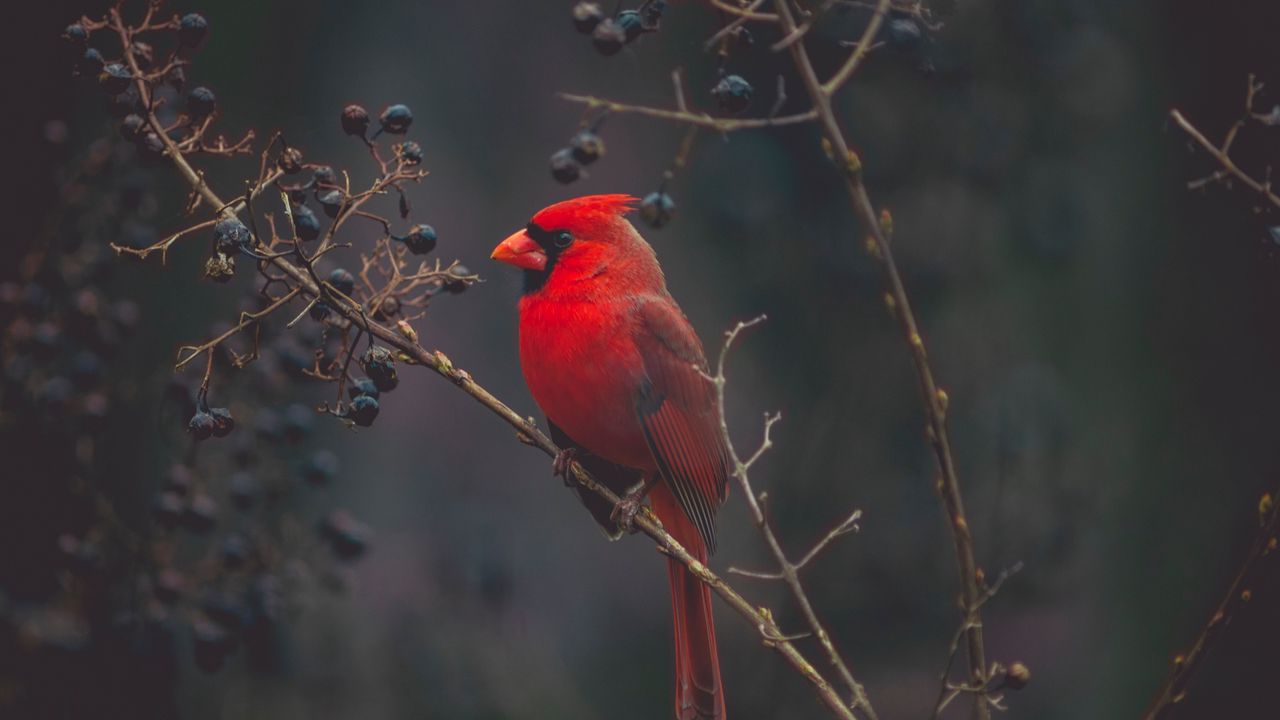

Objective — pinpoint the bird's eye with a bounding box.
[554,231,573,248]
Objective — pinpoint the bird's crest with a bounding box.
[530,194,638,231]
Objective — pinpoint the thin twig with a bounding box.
[769,1,992,716]
[558,93,817,132]
[1142,490,1280,720]
[706,316,878,720]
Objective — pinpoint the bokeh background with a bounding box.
[7,1,1280,718]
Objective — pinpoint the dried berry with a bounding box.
[214,218,252,255]
[153,491,185,529]
[165,65,186,91]
[64,23,88,48]
[445,264,471,294]
[135,132,165,162]
[617,10,645,42]
[402,224,437,255]
[302,449,340,484]
[178,13,209,47]
[570,130,605,165]
[378,104,413,135]
[209,407,235,437]
[320,510,371,560]
[313,165,338,187]
[204,252,236,283]
[346,395,380,427]
[640,191,676,228]
[187,86,217,119]
[887,18,923,52]
[328,268,356,296]
[341,104,370,137]
[188,410,217,440]
[360,346,398,392]
[120,113,145,139]
[374,295,400,320]
[711,74,753,114]
[183,493,219,534]
[347,377,380,401]
[229,472,257,510]
[642,0,667,26]
[550,148,582,183]
[80,48,105,74]
[290,204,321,242]
[572,2,605,33]
[592,19,626,56]
[100,63,133,94]
[277,146,304,174]
[316,189,344,218]
[399,140,423,165]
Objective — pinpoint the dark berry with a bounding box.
[229,472,257,509]
[642,0,667,25]
[192,620,229,673]
[221,534,250,568]
[378,104,413,135]
[308,300,330,322]
[188,410,217,440]
[214,218,252,255]
[178,13,209,47]
[399,140,423,165]
[302,449,340,484]
[120,113,145,139]
[341,104,369,137]
[712,74,753,114]
[283,403,315,442]
[131,42,154,71]
[182,493,219,534]
[316,189,344,218]
[165,65,186,91]
[80,48,105,73]
[154,570,185,604]
[277,146,304,174]
[550,148,582,183]
[319,510,371,560]
[346,395,380,427]
[887,18,923,52]
[64,23,88,48]
[617,10,645,42]
[100,63,133,94]
[167,465,194,496]
[572,2,605,33]
[328,268,356,296]
[347,377,380,401]
[209,407,235,437]
[592,19,626,56]
[445,264,471,294]
[570,131,605,165]
[313,165,338,187]
[402,224,437,255]
[153,491,185,529]
[374,295,400,320]
[187,86,217,119]
[290,204,321,242]
[640,191,676,228]
[360,346,398,392]
[135,132,166,161]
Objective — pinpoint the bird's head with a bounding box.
[491,194,660,295]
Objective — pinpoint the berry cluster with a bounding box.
[41,0,487,684]
[571,1,666,56]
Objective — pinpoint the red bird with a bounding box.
[491,195,730,720]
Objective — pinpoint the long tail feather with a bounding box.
[653,483,725,720]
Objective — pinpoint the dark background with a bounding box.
[6,1,1280,718]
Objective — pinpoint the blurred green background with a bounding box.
[8,1,1280,718]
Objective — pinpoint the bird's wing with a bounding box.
[634,297,731,553]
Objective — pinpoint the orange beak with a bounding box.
[490,229,547,271]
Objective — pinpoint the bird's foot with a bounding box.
[552,447,581,487]
[610,491,647,534]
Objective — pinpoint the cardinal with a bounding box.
[491,194,730,720]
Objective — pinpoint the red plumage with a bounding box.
[492,195,729,720]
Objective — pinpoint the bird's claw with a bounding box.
[610,493,645,534]
[552,447,581,486]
